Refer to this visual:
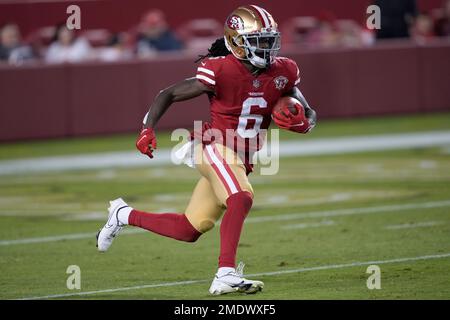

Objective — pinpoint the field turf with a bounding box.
[0,113,449,300]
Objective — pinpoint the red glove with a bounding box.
[272,103,312,133]
[136,127,157,158]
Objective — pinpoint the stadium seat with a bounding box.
[25,26,56,47]
[280,16,318,46]
[81,29,112,47]
[335,19,361,32]
[176,18,222,52]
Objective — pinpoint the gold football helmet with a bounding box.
[224,5,281,69]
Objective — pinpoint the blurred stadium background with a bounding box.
[0,0,449,139]
[0,0,449,300]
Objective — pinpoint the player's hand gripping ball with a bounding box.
[272,96,312,133]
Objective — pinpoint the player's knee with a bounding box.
[241,191,254,209]
[182,227,202,242]
[242,187,254,200]
[186,215,216,235]
[181,215,202,242]
[227,191,254,212]
[184,232,201,242]
[241,181,254,199]
[197,219,216,233]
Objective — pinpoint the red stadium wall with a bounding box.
[0,0,444,37]
[0,41,449,141]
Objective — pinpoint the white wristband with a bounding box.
[142,112,149,125]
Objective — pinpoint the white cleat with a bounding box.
[96,198,129,252]
[209,263,264,295]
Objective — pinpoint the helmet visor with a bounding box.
[236,32,281,67]
[245,33,280,51]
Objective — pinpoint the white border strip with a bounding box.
[16,252,450,300]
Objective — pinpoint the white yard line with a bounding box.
[16,252,450,300]
[245,253,450,278]
[1,131,450,175]
[0,229,145,246]
[1,199,449,246]
[280,220,335,230]
[385,221,443,230]
[244,199,450,223]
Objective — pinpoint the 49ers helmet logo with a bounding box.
[227,15,244,30]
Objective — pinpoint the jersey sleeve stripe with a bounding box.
[196,74,216,85]
[197,67,215,76]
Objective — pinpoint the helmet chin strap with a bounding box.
[225,35,272,69]
[240,36,267,69]
[247,48,268,69]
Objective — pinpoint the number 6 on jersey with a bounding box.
[237,97,267,139]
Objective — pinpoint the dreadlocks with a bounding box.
[195,37,230,63]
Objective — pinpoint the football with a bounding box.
[272,96,303,117]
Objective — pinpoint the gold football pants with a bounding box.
[185,143,254,233]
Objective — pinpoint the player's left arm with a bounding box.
[284,86,317,127]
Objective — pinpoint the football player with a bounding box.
[96,5,317,295]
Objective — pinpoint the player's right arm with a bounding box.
[136,78,213,158]
[143,78,213,129]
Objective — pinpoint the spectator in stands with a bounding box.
[305,11,340,48]
[0,23,35,64]
[45,24,93,63]
[411,12,435,43]
[434,0,450,36]
[339,20,367,47]
[304,11,368,48]
[374,0,418,39]
[136,9,183,57]
[96,33,133,62]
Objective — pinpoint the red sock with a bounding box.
[219,191,253,268]
[129,211,201,242]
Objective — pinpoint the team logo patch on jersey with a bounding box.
[253,79,261,89]
[274,76,288,90]
[227,15,244,30]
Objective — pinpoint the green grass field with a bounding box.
[0,113,450,300]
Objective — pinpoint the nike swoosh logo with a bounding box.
[291,121,305,127]
[201,62,206,66]
[229,281,246,288]
[106,205,128,228]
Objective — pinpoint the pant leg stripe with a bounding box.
[205,144,239,195]
[203,145,233,195]
[211,144,242,193]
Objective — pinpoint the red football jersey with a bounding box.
[195,54,300,172]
